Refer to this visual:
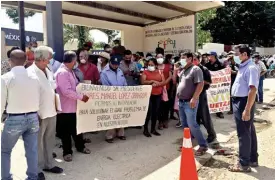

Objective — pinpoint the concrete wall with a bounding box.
[62,14,144,53]
[199,43,224,55]
[256,47,275,55]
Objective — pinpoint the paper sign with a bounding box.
[76,84,152,134]
[206,68,231,113]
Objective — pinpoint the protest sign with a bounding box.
[76,84,152,134]
[206,67,231,113]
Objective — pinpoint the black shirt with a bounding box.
[198,64,212,92]
[229,63,239,84]
[205,60,224,71]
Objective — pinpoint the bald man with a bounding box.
[1,50,41,180]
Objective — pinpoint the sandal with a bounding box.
[105,138,114,143]
[84,138,92,143]
[63,154,72,162]
[195,147,208,156]
[158,124,164,130]
[228,163,251,172]
[79,148,91,154]
[117,136,126,140]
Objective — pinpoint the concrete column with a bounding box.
[1,31,7,60]
[42,11,48,45]
[18,1,26,51]
[46,1,64,62]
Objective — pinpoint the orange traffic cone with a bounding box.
[179,128,198,180]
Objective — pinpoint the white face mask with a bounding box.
[180,59,187,67]
[31,47,36,51]
[171,59,175,64]
[73,62,78,69]
[157,58,164,64]
[233,56,241,64]
[148,66,155,72]
[80,59,86,64]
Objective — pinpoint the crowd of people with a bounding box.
[1,40,272,179]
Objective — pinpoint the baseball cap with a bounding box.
[110,55,122,65]
[208,51,217,56]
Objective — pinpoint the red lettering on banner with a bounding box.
[209,101,230,109]
[100,93,117,99]
[118,92,131,99]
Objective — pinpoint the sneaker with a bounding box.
[43,166,63,174]
[250,162,259,167]
[38,172,46,180]
[227,111,233,115]
[151,131,161,136]
[216,113,224,119]
[176,122,182,128]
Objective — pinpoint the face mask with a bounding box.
[80,59,86,64]
[170,59,175,64]
[105,48,112,52]
[148,66,155,72]
[233,56,241,64]
[73,62,78,69]
[180,59,187,67]
[31,47,36,51]
[157,58,164,64]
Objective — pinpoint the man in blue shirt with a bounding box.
[229,45,259,173]
[100,55,127,143]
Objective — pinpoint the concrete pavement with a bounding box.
[5,78,275,180]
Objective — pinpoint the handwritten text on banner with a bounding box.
[206,68,231,113]
[76,84,152,134]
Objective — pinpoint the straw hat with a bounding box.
[99,52,110,60]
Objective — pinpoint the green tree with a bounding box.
[5,8,35,23]
[95,28,119,43]
[63,24,92,48]
[202,1,275,47]
[196,9,216,49]
[93,42,106,49]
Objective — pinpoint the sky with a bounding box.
[1,7,110,43]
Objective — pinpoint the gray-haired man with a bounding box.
[27,46,63,180]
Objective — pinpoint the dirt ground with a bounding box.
[198,100,275,180]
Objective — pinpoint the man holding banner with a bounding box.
[100,55,128,143]
[205,51,225,119]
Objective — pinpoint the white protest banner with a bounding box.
[76,84,152,134]
[207,67,231,113]
[144,15,195,56]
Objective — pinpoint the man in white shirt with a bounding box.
[28,46,63,180]
[1,50,41,180]
[254,55,267,104]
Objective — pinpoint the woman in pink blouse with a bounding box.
[55,51,90,162]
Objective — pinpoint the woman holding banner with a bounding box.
[141,58,165,137]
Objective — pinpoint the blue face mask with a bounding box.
[233,56,241,64]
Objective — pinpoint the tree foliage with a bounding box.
[196,9,216,49]
[5,8,35,24]
[202,1,275,47]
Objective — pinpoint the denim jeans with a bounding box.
[179,100,208,148]
[1,113,39,180]
[232,97,258,166]
[258,76,264,103]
